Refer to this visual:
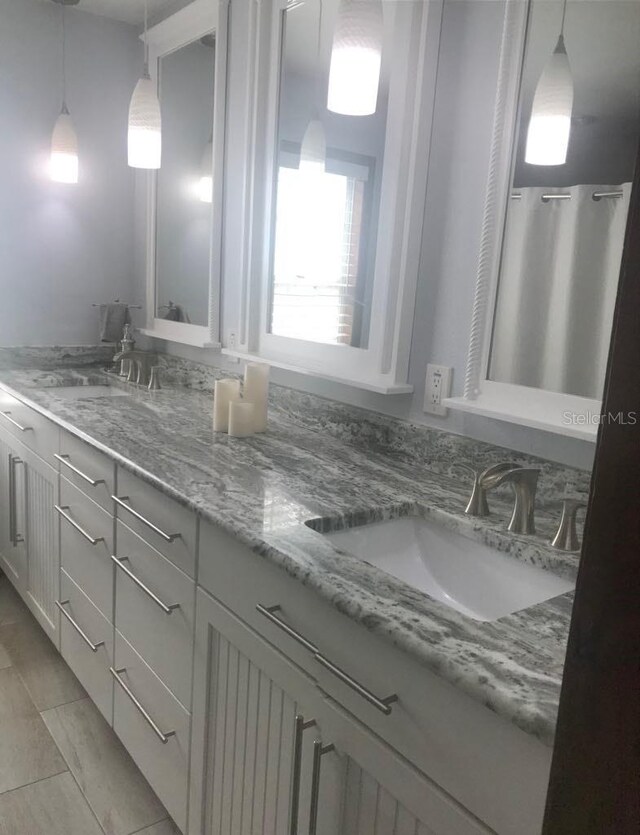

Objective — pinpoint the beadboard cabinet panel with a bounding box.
[190,589,481,835]
[23,445,60,643]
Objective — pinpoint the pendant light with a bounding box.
[300,0,326,173]
[525,0,573,166]
[197,138,213,203]
[50,0,79,184]
[327,0,383,116]
[128,0,162,169]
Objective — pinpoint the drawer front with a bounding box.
[114,469,196,578]
[57,431,115,513]
[59,476,115,620]
[0,389,59,461]
[59,570,114,722]
[115,521,195,709]
[113,631,190,833]
[198,520,552,835]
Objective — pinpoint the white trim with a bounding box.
[221,348,413,394]
[445,381,599,442]
[225,0,443,393]
[463,0,529,400]
[142,0,226,349]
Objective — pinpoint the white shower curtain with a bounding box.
[490,183,632,399]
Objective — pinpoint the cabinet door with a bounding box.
[22,445,60,643]
[0,428,27,591]
[190,589,323,835]
[310,698,490,835]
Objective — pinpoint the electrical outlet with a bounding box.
[228,331,237,350]
[424,364,452,416]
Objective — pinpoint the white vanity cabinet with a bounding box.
[189,589,487,835]
[0,419,60,644]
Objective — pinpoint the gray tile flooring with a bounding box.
[0,573,180,835]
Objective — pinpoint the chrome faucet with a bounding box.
[463,463,540,535]
[111,323,155,387]
[112,349,155,386]
[550,498,586,551]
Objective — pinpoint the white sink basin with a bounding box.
[324,516,574,621]
[51,385,131,399]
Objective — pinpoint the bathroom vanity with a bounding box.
[0,353,582,835]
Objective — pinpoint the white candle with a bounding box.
[213,379,241,432]
[228,401,255,438]
[243,362,270,433]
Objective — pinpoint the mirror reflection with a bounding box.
[489,0,639,399]
[155,35,216,328]
[269,0,391,348]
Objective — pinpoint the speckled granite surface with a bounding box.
[0,348,588,746]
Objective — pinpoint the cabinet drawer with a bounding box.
[0,389,59,461]
[114,469,196,578]
[115,521,195,709]
[58,570,114,722]
[57,432,115,513]
[198,520,552,835]
[59,476,115,620]
[113,631,190,833]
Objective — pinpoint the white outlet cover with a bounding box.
[424,364,452,416]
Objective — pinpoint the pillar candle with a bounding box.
[243,362,270,433]
[213,379,241,432]
[228,401,255,438]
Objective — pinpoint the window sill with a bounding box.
[221,349,414,395]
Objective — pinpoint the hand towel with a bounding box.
[99,303,131,343]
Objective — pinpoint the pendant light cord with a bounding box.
[143,0,150,75]
[560,0,568,36]
[315,0,323,116]
[61,4,68,111]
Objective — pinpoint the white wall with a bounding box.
[0,0,140,345]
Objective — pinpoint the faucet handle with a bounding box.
[550,498,587,552]
[148,366,162,391]
[458,462,515,517]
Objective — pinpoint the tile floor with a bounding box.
[0,572,180,835]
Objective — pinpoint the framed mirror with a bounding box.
[221,0,443,393]
[448,0,640,439]
[141,0,227,347]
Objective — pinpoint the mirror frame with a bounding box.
[140,0,227,348]
[445,0,603,441]
[220,0,444,394]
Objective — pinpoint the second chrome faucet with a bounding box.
[463,463,541,535]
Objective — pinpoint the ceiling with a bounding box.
[38,0,192,26]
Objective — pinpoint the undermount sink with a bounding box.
[50,385,131,400]
[322,516,574,622]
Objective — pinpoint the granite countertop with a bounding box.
[0,361,579,746]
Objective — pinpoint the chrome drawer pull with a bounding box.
[309,741,335,835]
[290,715,316,835]
[111,555,180,614]
[56,600,105,652]
[1,411,33,432]
[110,667,176,744]
[256,604,319,654]
[54,454,105,487]
[314,653,398,715]
[55,505,104,546]
[8,454,24,546]
[112,495,180,543]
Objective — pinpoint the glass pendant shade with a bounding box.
[197,139,213,203]
[327,0,383,116]
[50,105,78,184]
[525,35,573,166]
[299,119,326,173]
[128,72,162,169]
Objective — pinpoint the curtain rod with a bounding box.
[510,190,624,202]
